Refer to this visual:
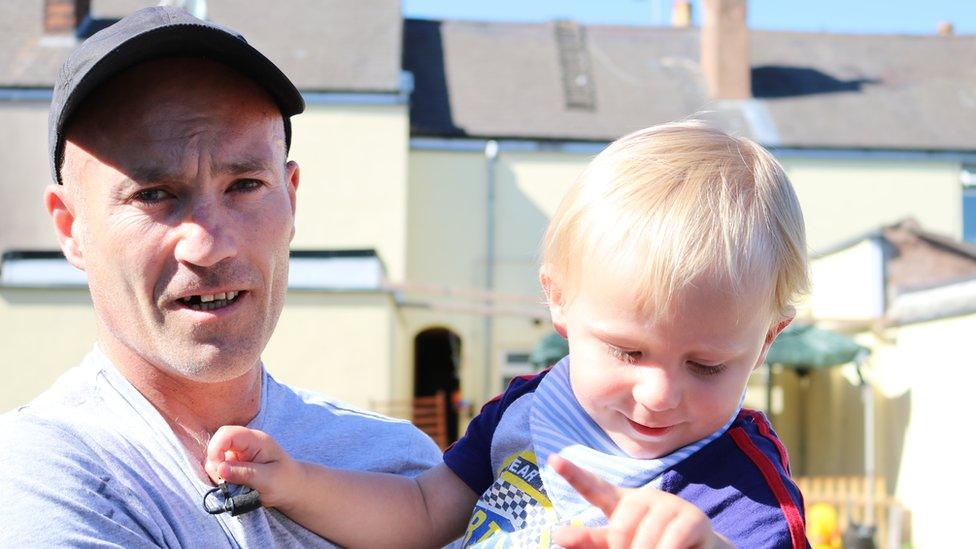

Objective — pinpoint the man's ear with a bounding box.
[44,184,85,271]
[540,269,567,338]
[754,312,795,369]
[285,160,300,241]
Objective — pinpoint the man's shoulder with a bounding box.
[261,375,443,475]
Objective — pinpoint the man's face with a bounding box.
[549,268,787,459]
[57,58,299,383]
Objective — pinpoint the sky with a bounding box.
[403,0,975,36]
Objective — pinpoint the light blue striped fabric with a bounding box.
[530,356,739,522]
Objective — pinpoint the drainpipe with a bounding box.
[483,140,499,399]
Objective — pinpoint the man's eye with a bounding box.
[230,179,263,193]
[133,188,172,203]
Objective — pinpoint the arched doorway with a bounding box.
[414,328,461,443]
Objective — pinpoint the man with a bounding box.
[0,7,440,547]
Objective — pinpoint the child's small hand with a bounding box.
[205,425,305,509]
[549,455,733,549]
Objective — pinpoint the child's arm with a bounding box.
[549,455,733,549]
[205,425,477,548]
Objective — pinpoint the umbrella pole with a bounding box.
[856,354,875,527]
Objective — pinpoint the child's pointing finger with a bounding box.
[548,454,622,517]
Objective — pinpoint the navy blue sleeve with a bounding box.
[660,410,809,549]
[443,371,547,496]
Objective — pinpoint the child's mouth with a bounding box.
[627,419,673,437]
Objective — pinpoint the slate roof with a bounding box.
[404,19,976,151]
[0,0,403,92]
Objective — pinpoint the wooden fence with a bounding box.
[795,476,909,548]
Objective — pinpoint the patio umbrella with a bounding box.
[766,323,868,372]
[529,332,569,370]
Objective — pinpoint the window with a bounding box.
[964,166,976,243]
[499,351,533,388]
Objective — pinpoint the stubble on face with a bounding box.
[61,58,296,384]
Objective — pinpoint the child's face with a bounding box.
[549,270,788,459]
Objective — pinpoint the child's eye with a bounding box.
[688,361,727,377]
[607,345,641,364]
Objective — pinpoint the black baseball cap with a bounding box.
[49,6,305,184]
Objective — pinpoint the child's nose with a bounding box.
[631,367,682,412]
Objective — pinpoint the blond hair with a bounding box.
[541,121,809,319]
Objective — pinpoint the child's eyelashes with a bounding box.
[688,361,727,377]
[606,345,727,377]
[606,345,642,364]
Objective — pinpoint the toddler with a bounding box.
[207,121,809,548]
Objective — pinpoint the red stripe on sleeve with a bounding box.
[729,427,807,549]
[740,409,792,475]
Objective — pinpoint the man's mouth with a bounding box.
[177,291,244,311]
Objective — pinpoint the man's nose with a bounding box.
[173,203,239,267]
[632,366,682,412]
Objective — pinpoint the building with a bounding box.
[1,2,974,545]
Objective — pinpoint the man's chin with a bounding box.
[157,343,261,383]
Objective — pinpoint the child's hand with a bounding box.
[205,425,305,509]
[549,455,733,549]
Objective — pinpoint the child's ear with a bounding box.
[539,270,567,338]
[754,312,794,369]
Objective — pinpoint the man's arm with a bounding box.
[0,418,163,548]
[207,425,478,548]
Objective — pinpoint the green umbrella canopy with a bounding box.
[766,324,869,371]
[529,332,569,370]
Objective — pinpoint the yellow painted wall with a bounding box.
[781,157,962,252]
[290,104,410,281]
[405,150,588,405]
[262,291,398,409]
[0,288,98,412]
[0,288,398,413]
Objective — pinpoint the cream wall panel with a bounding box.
[0,289,98,412]
[781,158,961,252]
[290,105,409,280]
[0,103,57,254]
[810,239,885,320]
[883,315,975,549]
[262,292,396,409]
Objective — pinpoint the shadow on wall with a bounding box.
[751,66,881,99]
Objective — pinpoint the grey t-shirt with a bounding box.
[0,348,442,548]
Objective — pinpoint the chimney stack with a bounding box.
[701,0,750,100]
[672,1,693,28]
[937,21,954,36]
[43,0,90,34]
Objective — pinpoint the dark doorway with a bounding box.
[414,328,461,443]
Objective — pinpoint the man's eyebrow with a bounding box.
[211,157,275,176]
[126,165,181,184]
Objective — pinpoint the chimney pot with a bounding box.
[672,1,693,28]
[44,0,90,34]
[701,0,750,100]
